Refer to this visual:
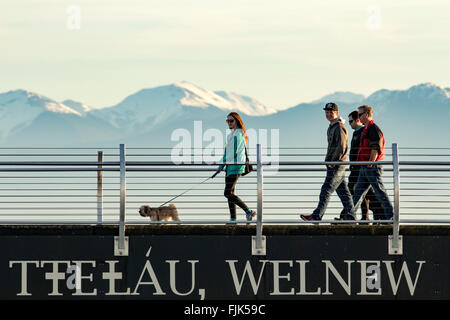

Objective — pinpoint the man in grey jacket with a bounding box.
[300,102,356,221]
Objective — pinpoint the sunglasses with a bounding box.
[358,111,366,117]
[226,119,235,123]
[349,119,354,124]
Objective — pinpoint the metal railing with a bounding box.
[0,144,449,227]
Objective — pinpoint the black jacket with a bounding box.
[350,126,364,164]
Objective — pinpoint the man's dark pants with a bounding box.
[340,167,384,220]
[353,165,394,220]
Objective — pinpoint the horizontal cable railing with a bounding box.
[0,145,448,226]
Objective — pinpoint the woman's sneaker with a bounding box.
[246,210,256,221]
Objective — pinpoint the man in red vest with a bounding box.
[352,105,393,220]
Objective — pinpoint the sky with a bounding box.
[0,0,449,110]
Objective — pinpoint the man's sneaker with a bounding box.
[334,216,346,225]
[300,214,320,224]
[342,215,357,225]
[246,210,256,221]
[227,218,237,224]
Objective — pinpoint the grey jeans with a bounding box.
[312,166,355,220]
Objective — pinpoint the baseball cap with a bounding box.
[323,102,338,111]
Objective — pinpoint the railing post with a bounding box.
[252,143,266,255]
[115,144,128,256]
[389,143,402,255]
[97,151,103,225]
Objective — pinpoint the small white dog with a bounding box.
[139,204,180,222]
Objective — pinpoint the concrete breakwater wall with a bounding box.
[0,225,449,300]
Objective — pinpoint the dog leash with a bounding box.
[159,131,235,207]
[158,175,214,208]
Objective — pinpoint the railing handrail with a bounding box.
[0,144,448,229]
[1,160,449,167]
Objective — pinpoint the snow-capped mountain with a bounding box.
[0,82,277,145]
[367,82,450,106]
[214,91,276,116]
[0,89,82,141]
[62,99,93,116]
[246,82,450,148]
[0,82,448,147]
[90,81,276,134]
[312,91,366,104]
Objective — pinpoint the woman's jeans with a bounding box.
[224,174,249,219]
[352,165,394,220]
[312,166,355,220]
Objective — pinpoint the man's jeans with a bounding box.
[353,165,393,220]
[312,166,355,220]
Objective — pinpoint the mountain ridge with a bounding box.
[0,81,448,147]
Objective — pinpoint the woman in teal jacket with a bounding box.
[214,112,255,222]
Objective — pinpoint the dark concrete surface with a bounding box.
[0,224,449,236]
